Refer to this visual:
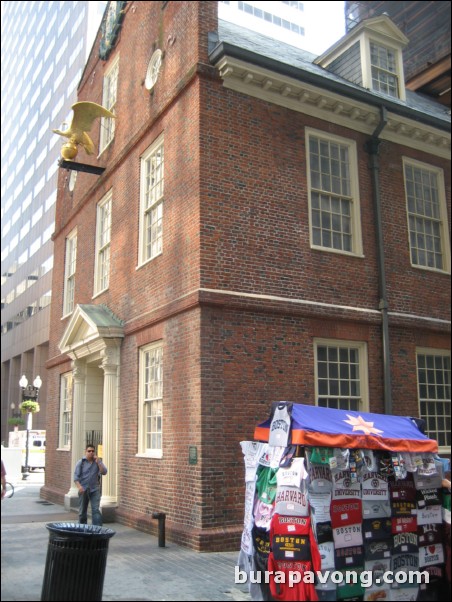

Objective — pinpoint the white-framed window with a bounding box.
[314,339,369,412]
[370,41,399,98]
[403,159,450,273]
[138,342,163,457]
[416,349,451,452]
[94,191,112,296]
[59,372,73,449]
[63,229,77,317]
[138,134,164,266]
[306,129,363,256]
[99,55,119,153]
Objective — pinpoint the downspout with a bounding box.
[364,106,393,415]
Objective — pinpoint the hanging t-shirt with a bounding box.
[364,539,392,561]
[332,470,361,499]
[362,500,391,519]
[417,504,442,526]
[270,513,321,568]
[391,500,417,517]
[256,465,278,504]
[240,440,266,482]
[274,485,309,516]
[267,555,318,602]
[392,531,419,554]
[392,516,418,534]
[416,488,442,508]
[363,518,392,542]
[277,457,309,489]
[334,544,364,569]
[364,556,391,579]
[308,465,333,494]
[361,471,389,500]
[330,499,362,528]
[391,552,419,575]
[363,586,392,602]
[417,523,443,546]
[253,498,275,531]
[390,586,419,601]
[237,548,264,602]
[240,523,253,555]
[243,480,256,530]
[309,492,332,523]
[307,447,334,467]
[318,541,335,570]
[419,543,444,567]
[389,474,416,502]
[312,520,333,544]
[268,402,292,448]
[275,460,309,517]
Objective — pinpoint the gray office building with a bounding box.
[1,1,105,445]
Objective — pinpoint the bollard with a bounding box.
[152,511,166,547]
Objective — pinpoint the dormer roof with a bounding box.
[315,15,409,102]
[315,14,409,67]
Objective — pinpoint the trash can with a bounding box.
[41,522,115,602]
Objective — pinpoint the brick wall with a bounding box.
[45,1,450,550]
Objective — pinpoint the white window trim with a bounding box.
[416,347,451,454]
[306,128,363,257]
[137,133,164,268]
[62,228,77,318]
[360,33,406,101]
[58,371,73,450]
[99,54,119,154]
[137,341,163,459]
[314,338,369,412]
[402,157,450,274]
[93,190,112,297]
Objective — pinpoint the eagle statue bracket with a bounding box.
[52,101,116,174]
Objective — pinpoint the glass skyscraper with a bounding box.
[1,1,106,443]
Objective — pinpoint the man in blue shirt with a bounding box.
[73,444,107,526]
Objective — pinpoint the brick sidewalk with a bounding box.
[1,481,250,602]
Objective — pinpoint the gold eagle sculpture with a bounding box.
[52,101,116,160]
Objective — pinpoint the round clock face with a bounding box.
[145,49,162,91]
[99,1,126,60]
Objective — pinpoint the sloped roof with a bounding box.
[210,19,450,128]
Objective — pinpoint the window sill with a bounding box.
[135,451,163,460]
[136,251,163,271]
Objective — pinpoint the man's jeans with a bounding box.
[78,488,103,526]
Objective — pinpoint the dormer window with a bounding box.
[370,41,399,98]
[315,15,408,102]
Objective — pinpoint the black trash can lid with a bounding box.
[46,522,115,538]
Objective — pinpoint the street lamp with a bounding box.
[19,374,42,480]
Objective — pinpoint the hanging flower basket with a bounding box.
[7,416,25,427]
[20,400,40,414]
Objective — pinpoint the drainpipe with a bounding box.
[364,106,392,415]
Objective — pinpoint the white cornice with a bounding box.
[214,56,450,160]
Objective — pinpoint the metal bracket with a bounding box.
[58,159,106,176]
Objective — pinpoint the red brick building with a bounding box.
[42,1,450,550]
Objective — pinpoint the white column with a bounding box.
[64,360,86,509]
[99,345,119,511]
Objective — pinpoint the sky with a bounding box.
[218,0,346,56]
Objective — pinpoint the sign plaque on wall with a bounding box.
[189,446,198,465]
